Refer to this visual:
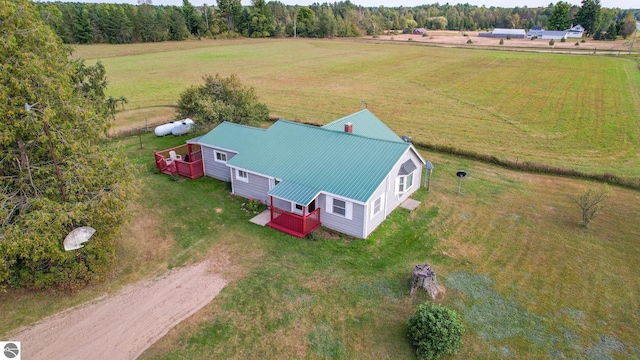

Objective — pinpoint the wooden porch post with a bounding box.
[270,196,274,221]
[302,207,307,235]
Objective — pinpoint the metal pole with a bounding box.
[457,177,463,195]
[43,120,66,203]
[138,128,143,149]
[427,169,432,192]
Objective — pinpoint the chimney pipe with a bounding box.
[344,122,353,133]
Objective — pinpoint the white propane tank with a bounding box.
[154,121,176,136]
[171,118,194,136]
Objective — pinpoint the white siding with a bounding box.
[201,145,236,182]
[318,194,365,238]
[231,170,271,204]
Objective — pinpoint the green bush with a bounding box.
[499,38,504,45]
[408,302,464,360]
[466,39,473,44]
[549,39,555,46]
[241,199,266,214]
[560,37,566,42]
[506,34,511,40]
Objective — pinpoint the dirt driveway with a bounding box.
[12,261,225,360]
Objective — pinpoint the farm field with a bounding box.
[3,39,638,359]
[73,38,640,179]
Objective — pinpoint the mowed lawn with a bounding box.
[126,134,637,359]
[74,39,640,178]
[2,131,638,359]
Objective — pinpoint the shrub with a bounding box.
[408,302,464,360]
[560,37,566,42]
[241,199,266,214]
[581,39,586,43]
[214,31,243,39]
[422,33,428,37]
[506,34,511,40]
[466,39,473,44]
[177,74,269,128]
[499,38,504,45]
[549,39,555,46]
[575,42,580,45]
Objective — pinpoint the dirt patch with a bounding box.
[11,261,226,360]
[373,32,636,51]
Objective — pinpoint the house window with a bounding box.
[214,150,227,163]
[326,196,352,220]
[396,172,415,196]
[236,169,248,182]
[371,194,384,219]
[292,203,304,214]
[333,199,346,216]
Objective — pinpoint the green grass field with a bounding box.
[74,39,640,178]
[2,131,638,359]
[2,40,638,359]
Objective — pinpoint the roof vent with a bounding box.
[401,135,412,143]
[344,122,353,133]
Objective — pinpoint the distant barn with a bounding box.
[527,24,585,40]
[479,28,526,39]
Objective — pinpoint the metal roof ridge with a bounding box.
[274,119,409,146]
[218,121,268,131]
[321,109,370,127]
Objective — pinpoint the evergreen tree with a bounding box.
[182,0,203,36]
[0,0,135,290]
[217,0,242,32]
[249,0,274,37]
[548,1,571,30]
[575,0,601,36]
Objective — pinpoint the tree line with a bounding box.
[37,0,639,44]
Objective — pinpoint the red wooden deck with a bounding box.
[267,206,321,238]
[154,144,204,179]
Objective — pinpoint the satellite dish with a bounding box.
[426,161,434,171]
[401,135,412,143]
[63,226,96,251]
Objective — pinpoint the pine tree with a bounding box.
[0,0,136,290]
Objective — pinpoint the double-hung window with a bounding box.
[236,169,248,182]
[214,150,227,163]
[371,194,384,219]
[326,196,352,220]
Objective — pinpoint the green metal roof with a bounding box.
[197,122,266,153]
[269,180,321,206]
[321,109,404,143]
[226,120,411,204]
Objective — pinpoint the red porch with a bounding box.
[267,197,321,238]
[154,144,204,180]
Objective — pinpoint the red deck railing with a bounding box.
[154,144,204,179]
[267,206,321,238]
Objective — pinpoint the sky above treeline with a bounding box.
[38,0,638,10]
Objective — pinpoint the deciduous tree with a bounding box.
[571,185,609,228]
[177,74,269,127]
